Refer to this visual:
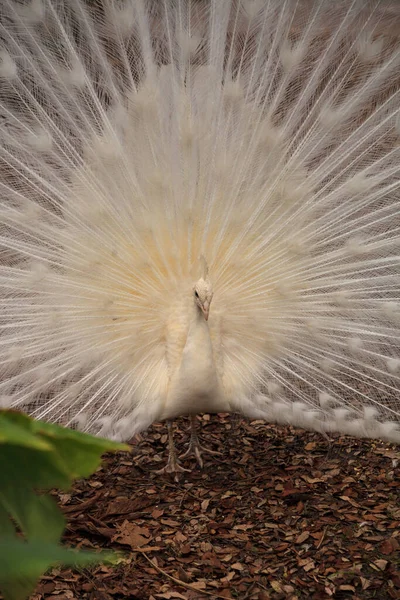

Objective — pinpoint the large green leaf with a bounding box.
[0,410,130,600]
[0,502,15,537]
[0,411,128,488]
[0,487,64,543]
[0,539,119,600]
[0,444,73,490]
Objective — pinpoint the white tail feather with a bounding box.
[1,0,400,445]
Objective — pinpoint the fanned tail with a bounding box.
[0,1,399,443]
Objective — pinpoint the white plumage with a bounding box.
[1,0,400,473]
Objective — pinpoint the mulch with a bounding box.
[32,414,400,600]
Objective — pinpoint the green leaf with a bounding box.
[0,488,64,543]
[0,414,50,450]
[31,423,128,480]
[0,539,118,600]
[0,444,73,490]
[0,410,129,489]
[0,501,15,537]
[0,410,129,600]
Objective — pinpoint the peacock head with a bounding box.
[193,256,213,321]
[193,278,213,321]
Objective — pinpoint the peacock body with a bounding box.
[1,0,400,470]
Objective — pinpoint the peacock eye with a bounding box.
[194,291,199,298]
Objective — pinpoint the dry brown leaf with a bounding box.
[190,580,207,590]
[374,559,388,571]
[270,580,283,592]
[296,531,310,544]
[155,592,187,599]
[112,520,151,548]
[305,442,317,451]
[380,538,399,554]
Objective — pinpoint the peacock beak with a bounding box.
[201,302,210,321]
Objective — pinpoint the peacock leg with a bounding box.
[155,420,190,480]
[180,414,222,468]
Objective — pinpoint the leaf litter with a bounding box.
[31,415,400,599]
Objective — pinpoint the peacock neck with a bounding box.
[193,301,207,324]
[179,292,213,355]
[186,301,209,345]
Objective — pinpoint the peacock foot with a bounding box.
[180,437,222,469]
[155,453,191,482]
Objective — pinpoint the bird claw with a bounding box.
[155,455,191,482]
[180,439,222,468]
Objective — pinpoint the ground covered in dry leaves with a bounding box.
[32,415,400,600]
